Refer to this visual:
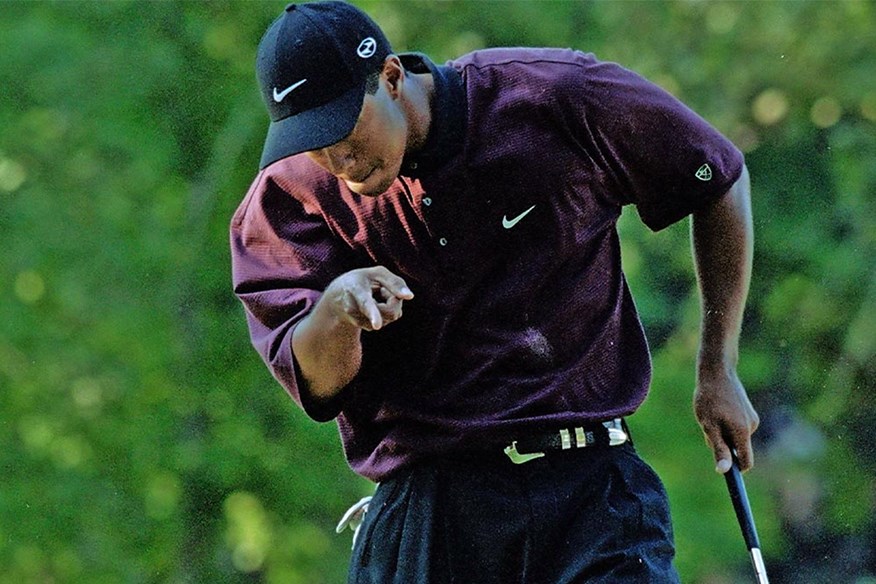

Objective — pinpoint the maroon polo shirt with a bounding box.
[231,49,743,482]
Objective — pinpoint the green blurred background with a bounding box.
[1,0,874,582]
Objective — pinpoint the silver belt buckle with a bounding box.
[604,418,629,446]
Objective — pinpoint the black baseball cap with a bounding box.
[256,1,392,168]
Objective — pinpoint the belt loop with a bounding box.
[560,428,572,450]
[574,427,587,448]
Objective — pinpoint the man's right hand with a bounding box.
[322,266,414,331]
[292,266,414,400]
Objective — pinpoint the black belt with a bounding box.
[503,418,630,464]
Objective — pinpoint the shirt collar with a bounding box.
[398,53,466,178]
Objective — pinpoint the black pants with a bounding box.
[348,443,680,583]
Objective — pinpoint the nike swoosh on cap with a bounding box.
[273,78,308,102]
[502,205,536,229]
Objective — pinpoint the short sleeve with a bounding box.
[230,165,359,421]
[569,54,744,231]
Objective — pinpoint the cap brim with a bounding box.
[259,83,365,169]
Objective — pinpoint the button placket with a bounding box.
[418,192,442,246]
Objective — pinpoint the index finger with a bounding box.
[729,431,755,472]
[342,287,383,330]
[368,267,414,300]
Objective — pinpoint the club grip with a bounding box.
[724,457,761,551]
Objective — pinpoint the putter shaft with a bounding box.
[725,456,770,584]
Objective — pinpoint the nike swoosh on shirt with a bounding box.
[502,205,536,229]
[273,79,307,102]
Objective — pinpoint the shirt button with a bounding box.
[438,237,448,246]
[423,197,432,206]
[409,162,418,170]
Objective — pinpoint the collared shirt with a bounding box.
[231,49,743,482]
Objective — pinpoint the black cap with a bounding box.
[256,1,392,168]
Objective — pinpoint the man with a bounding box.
[231,1,760,582]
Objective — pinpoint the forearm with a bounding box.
[690,164,759,471]
[292,298,364,401]
[691,164,753,373]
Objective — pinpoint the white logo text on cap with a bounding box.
[357,37,377,58]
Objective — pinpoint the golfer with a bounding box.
[231,1,760,582]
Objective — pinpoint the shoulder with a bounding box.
[451,48,602,85]
[452,47,594,70]
[263,155,339,199]
[231,154,340,231]
[449,48,633,113]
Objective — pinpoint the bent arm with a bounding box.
[691,164,760,472]
[292,266,414,401]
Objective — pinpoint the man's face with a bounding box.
[305,81,407,196]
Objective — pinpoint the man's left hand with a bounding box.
[693,367,760,474]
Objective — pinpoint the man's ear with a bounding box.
[381,55,404,97]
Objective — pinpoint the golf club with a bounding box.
[724,452,770,584]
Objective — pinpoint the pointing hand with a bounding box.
[323,266,414,331]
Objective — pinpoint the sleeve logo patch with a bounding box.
[695,163,713,181]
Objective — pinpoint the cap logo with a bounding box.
[356,37,377,58]
[273,78,308,103]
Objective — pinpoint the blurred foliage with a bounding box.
[0,1,873,582]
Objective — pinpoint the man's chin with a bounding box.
[346,176,393,197]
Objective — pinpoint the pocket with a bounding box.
[616,448,676,553]
[349,478,405,581]
[605,456,647,539]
